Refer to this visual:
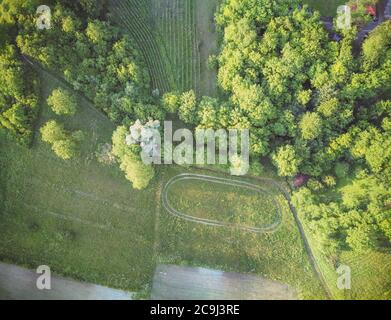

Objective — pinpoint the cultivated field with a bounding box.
[151,0,218,95]
[109,0,218,96]
[151,0,200,93]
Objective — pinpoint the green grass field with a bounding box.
[0,71,158,291]
[157,166,327,299]
[303,0,347,16]
[303,223,391,300]
[165,176,280,229]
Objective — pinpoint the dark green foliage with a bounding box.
[206,1,391,253]
[0,44,39,145]
[16,2,156,125]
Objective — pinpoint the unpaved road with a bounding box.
[0,263,133,300]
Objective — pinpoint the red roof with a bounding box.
[366,5,376,16]
[293,174,310,188]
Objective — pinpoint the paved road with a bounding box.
[0,263,133,300]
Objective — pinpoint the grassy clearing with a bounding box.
[303,0,347,16]
[157,166,327,300]
[0,71,158,291]
[166,176,279,229]
[108,0,174,93]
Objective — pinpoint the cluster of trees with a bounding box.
[40,120,84,160]
[169,0,389,252]
[112,125,154,190]
[0,44,39,145]
[10,0,163,125]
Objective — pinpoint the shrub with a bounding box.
[47,88,77,116]
[162,92,180,113]
[40,120,82,160]
[323,175,337,187]
[307,178,324,192]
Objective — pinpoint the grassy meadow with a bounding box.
[0,69,328,297]
[165,175,280,229]
[0,71,158,291]
[157,166,327,300]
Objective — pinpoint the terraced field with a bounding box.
[109,0,174,93]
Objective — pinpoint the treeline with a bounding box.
[0,44,39,145]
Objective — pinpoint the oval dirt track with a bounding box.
[162,173,282,233]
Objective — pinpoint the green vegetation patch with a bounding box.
[157,167,327,300]
[0,72,157,291]
[165,175,280,230]
[303,0,347,16]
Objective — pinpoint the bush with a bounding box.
[47,88,77,116]
[250,160,264,176]
[323,175,337,187]
[162,92,180,114]
[40,120,82,160]
[307,178,324,192]
[112,125,155,190]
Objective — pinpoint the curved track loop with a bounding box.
[162,173,282,233]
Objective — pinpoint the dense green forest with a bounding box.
[0,0,389,276]
[208,0,390,253]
